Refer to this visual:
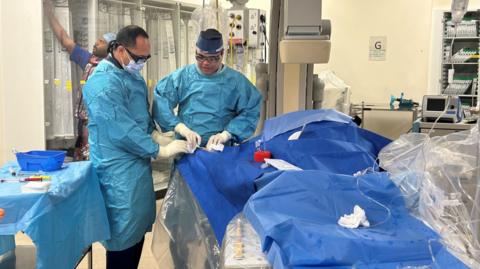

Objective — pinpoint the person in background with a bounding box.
[43,0,116,160]
[153,28,262,150]
[83,25,189,269]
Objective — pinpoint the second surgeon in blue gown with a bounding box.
[153,29,262,149]
[83,25,189,269]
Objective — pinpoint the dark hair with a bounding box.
[108,25,148,52]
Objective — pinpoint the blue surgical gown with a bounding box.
[153,64,262,146]
[83,60,159,251]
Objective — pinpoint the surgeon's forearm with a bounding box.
[225,128,241,142]
[154,112,180,132]
[225,116,259,142]
[169,117,181,131]
[152,90,181,132]
[226,92,262,141]
[112,125,160,158]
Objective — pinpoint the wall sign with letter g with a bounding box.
[369,36,387,61]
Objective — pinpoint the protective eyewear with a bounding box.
[195,53,221,63]
[125,47,151,64]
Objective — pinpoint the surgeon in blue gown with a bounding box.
[153,28,262,149]
[83,25,189,269]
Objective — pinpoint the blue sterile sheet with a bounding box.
[261,109,352,142]
[0,161,110,269]
[177,110,391,243]
[243,171,467,269]
[0,235,14,256]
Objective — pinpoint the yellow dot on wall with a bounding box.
[66,80,72,92]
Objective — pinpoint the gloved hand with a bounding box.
[206,131,231,148]
[174,123,201,147]
[151,130,174,146]
[157,140,189,158]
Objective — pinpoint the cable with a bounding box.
[230,34,234,66]
[448,23,456,90]
[354,172,392,229]
[244,40,249,76]
[216,0,219,31]
[264,34,269,46]
[228,16,236,67]
[261,23,268,61]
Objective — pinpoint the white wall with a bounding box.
[0,0,45,163]
[315,0,434,105]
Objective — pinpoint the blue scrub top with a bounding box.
[153,64,262,146]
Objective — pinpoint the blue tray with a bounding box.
[16,150,66,172]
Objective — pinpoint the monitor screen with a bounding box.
[426,98,446,111]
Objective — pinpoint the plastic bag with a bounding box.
[317,70,351,114]
[221,213,270,269]
[151,169,221,269]
[190,4,229,50]
[379,123,480,267]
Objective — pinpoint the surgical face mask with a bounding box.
[123,60,145,74]
[122,50,146,74]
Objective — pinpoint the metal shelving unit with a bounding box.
[444,37,480,39]
[441,11,480,106]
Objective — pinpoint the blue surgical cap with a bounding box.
[102,32,116,43]
[196,29,223,54]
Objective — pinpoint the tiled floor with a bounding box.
[15,200,164,269]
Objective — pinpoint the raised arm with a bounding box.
[43,0,75,54]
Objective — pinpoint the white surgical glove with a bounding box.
[151,130,174,146]
[157,140,189,158]
[206,131,232,149]
[174,123,201,147]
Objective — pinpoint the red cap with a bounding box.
[254,150,272,163]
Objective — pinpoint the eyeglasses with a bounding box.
[125,47,151,64]
[195,53,222,63]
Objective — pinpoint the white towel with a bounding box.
[338,205,370,229]
[206,143,224,152]
[21,182,51,193]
